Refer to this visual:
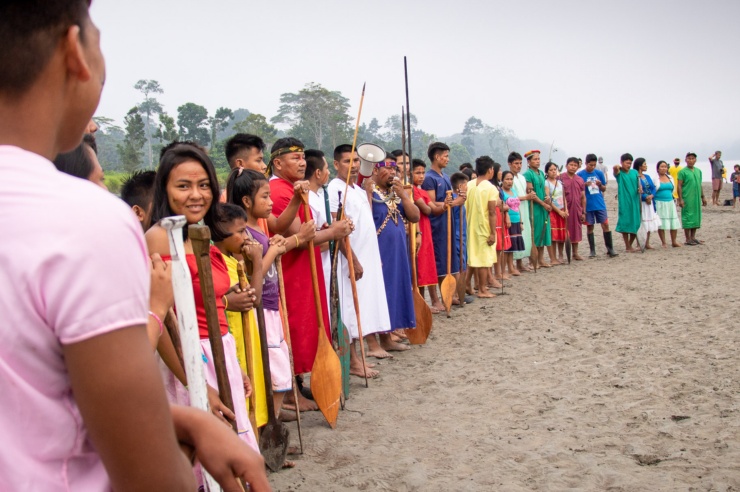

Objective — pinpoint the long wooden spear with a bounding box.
[335,83,369,387]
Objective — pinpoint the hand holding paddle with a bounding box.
[440,190,457,317]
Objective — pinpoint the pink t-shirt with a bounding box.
[0,146,149,490]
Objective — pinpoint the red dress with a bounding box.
[163,245,230,339]
[269,177,331,374]
[413,187,438,287]
[495,199,512,252]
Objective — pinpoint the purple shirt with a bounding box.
[247,226,279,311]
[0,146,149,490]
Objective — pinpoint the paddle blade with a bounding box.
[406,292,432,345]
[636,224,648,253]
[440,274,456,315]
[259,421,290,472]
[311,334,342,429]
[565,238,572,264]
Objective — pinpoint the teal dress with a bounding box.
[523,168,552,247]
[615,169,640,234]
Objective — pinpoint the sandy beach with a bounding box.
[270,183,740,491]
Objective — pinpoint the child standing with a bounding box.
[412,159,442,313]
[501,171,525,276]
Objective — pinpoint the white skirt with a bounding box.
[641,202,662,233]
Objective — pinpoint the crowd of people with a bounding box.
[0,2,725,490]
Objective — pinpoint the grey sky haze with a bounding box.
[92,0,739,164]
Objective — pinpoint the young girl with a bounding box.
[493,169,512,281]
[212,203,269,435]
[227,169,297,419]
[545,162,566,264]
[146,142,259,452]
[654,160,681,248]
[634,157,661,249]
[412,159,442,313]
[501,171,525,276]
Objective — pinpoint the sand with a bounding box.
[270,184,740,491]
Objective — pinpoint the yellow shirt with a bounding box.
[223,254,268,428]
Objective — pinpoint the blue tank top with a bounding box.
[655,180,674,202]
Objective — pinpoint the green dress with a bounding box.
[678,166,703,229]
[524,168,551,247]
[615,169,640,234]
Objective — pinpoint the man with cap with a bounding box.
[523,150,553,266]
[677,152,706,245]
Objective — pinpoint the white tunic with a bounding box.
[327,178,391,339]
[308,188,331,309]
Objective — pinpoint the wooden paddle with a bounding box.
[440,190,457,317]
[529,197,538,273]
[160,217,220,491]
[275,257,303,454]
[456,202,466,306]
[300,191,342,429]
[406,220,432,344]
[249,273,290,472]
[189,224,238,434]
[235,261,259,440]
[327,190,350,401]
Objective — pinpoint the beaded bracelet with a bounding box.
[148,310,163,336]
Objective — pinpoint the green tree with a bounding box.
[155,112,179,142]
[177,102,210,146]
[232,113,278,145]
[272,83,352,155]
[134,79,164,169]
[116,107,146,173]
[447,142,473,171]
[208,107,233,150]
[461,116,484,157]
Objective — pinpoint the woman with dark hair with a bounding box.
[145,141,260,452]
[654,160,681,248]
[545,162,566,264]
[53,135,106,190]
[633,157,661,249]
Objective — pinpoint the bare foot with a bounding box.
[523,265,535,272]
[279,408,297,422]
[367,348,394,359]
[573,254,584,261]
[350,363,379,378]
[431,301,445,311]
[282,460,296,469]
[645,245,655,250]
[550,260,562,266]
[661,243,668,248]
[540,262,552,268]
[429,305,441,314]
[672,242,682,248]
[510,269,521,276]
[477,291,495,298]
[380,339,411,352]
[489,280,503,289]
[283,392,318,412]
[392,330,408,341]
[626,248,639,253]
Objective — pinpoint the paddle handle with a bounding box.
[275,257,303,454]
[236,261,259,439]
[253,300,278,422]
[300,192,329,342]
[409,220,419,290]
[344,236,369,386]
[189,225,238,434]
[446,190,453,275]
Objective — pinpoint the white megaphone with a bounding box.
[356,142,386,186]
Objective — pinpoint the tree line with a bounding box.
[95,80,553,176]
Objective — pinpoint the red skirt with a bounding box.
[496,208,512,252]
[550,210,566,242]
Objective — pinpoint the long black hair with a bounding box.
[226,168,268,213]
[150,141,221,239]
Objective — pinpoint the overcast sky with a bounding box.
[91,0,739,164]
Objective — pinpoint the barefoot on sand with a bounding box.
[477,290,495,298]
[350,362,379,378]
[380,335,411,352]
[573,254,584,261]
[283,391,318,412]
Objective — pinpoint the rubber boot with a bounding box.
[587,233,596,258]
[604,231,619,257]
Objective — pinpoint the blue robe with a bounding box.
[422,170,460,276]
[372,191,416,330]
